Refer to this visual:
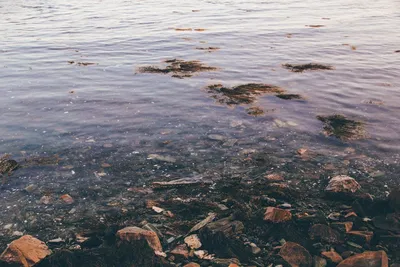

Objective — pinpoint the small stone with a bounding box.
[4,224,13,230]
[347,230,373,244]
[250,243,261,254]
[0,235,51,267]
[321,249,343,264]
[279,242,312,267]
[337,250,388,267]
[184,263,201,267]
[152,206,164,213]
[60,194,74,204]
[170,244,189,259]
[101,163,111,168]
[313,256,327,267]
[12,231,24,237]
[264,207,292,223]
[48,238,64,243]
[297,148,308,155]
[184,234,202,249]
[325,175,360,194]
[207,134,226,141]
[265,173,284,182]
[40,196,51,205]
[278,203,292,209]
[147,154,176,163]
[116,226,163,252]
[309,224,342,244]
[331,222,353,233]
[103,143,113,148]
[24,184,37,193]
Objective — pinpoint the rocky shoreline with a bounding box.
[1,166,399,267]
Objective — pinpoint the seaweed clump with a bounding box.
[283,63,333,72]
[275,94,303,100]
[138,59,217,78]
[317,114,367,141]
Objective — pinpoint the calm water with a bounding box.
[0,0,399,242]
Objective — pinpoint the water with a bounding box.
[0,0,399,244]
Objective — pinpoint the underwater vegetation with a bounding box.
[317,114,367,141]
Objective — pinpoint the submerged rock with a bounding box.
[309,224,342,244]
[264,207,292,223]
[116,226,163,253]
[317,114,367,141]
[279,242,312,267]
[0,235,51,267]
[336,250,388,267]
[325,175,361,194]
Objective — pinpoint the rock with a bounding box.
[249,243,261,255]
[265,173,284,182]
[264,207,292,223]
[184,263,201,267]
[39,195,51,205]
[208,134,226,141]
[187,213,217,234]
[313,256,327,267]
[321,249,343,264]
[116,226,163,252]
[0,235,51,267]
[24,184,38,193]
[279,242,312,267]
[309,224,342,244]
[170,244,189,259]
[60,194,74,204]
[325,175,360,194]
[337,250,388,267]
[347,231,373,244]
[389,187,400,211]
[373,213,400,233]
[184,234,202,249]
[297,148,308,155]
[152,177,212,189]
[331,222,353,233]
[211,258,240,267]
[147,154,176,163]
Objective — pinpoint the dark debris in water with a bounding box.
[283,63,333,72]
[195,47,220,52]
[68,61,97,66]
[275,94,304,100]
[306,24,325,28]
[138,59,217,78]
[245,107,265,116]
[317,114,367,141]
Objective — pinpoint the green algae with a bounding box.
[317,114,367,141]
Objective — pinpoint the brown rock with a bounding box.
[170,244,189,259]
[116,226,162,252]
[265,173,284,182]
[60,194,74,204]
[0,235,51,267]
[337,250,388,267]
[264,207,292,223]
[309,224,342,244]
[325,175,360,194]
[347,231,373,244]
[331,222,353,233]
[184,263,201,267]
[321,250,343,264]
[389,187,400,211]
[279,242,312,267]
[297,148,308,155]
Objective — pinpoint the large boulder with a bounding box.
[0,235,51,267]
[279,242,312,267]
[337,251,388,267]
[325,175,360,194]
[116,226,162,252]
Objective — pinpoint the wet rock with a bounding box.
[208,134,226,141]
[184,263,201,267]
[313,256,327,267]
[24,184,38,193]
[184,234,202,249]
[297,148,308,155]
[265,173,285,182]
[264,207,292,223]
[249,243,261,255]
[336,250,388,267]
[152,177,212,189]
[389,187,400,212]
[211,258,240,267]
[116,226,163,252]
[0,235,51,267]
[279,242,312,267]
[147,154,176,163]
[199,217,246,260]
[372,213,400,233]
[325,175,360,195]
[347,231,373,244]
[60,194,74,204]
[331,222,353,233]
[170,244,189,259]
[321,249,343,264]
[309,224,342,244]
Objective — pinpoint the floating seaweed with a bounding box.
[196,47,220,52]
[206,83,285,106]
[275,94,303,100]
[246,107,264,116]
[317,114,367,141]
[138,59,217,78]
[282,63,333,72]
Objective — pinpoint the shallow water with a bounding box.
[0,0,399,244]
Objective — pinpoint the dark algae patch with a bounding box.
[138,59,217,78]
[246,106,264,116]
[276,94,304,100]
[283,63,333,72]
[317,114,367,141]
[195,47,220,52]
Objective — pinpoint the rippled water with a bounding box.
[0,0,399,244]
